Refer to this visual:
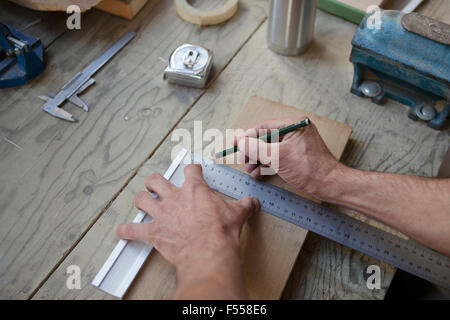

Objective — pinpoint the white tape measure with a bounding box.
[93,149,450,298]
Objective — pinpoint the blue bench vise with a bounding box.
[350,10,450,130]
[0,22,45,88]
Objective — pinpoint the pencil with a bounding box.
[215,118,311,159]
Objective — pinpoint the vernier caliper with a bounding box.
[39,31,136,122]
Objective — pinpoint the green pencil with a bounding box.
[215,118,311,159]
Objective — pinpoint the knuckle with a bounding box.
[235,197,258,216]
[145,225,156,239]
[238,201,252,215]
[150,237,163,252]
[188,177,201,187]
[122,223,133,237]
[245,197,255,207]
[209,223,240,246]
[187,179,207,193]
[146,172,162,184]
[183,180,198,193]
[134,191,147,207]
[143,224,160,242]
[186,163,201,173]
[210,223,228,237]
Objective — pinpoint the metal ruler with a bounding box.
[92,149,187,298]
[93,149,450,298]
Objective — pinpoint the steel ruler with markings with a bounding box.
[92,149,450,298]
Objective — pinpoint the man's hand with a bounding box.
[117,163,260,299]
[237,117,343,201]
[239,117,450,257]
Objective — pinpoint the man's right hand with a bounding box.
[236,117,345,201]
[237,118,450,257]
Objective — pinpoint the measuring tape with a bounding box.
[93,149,450,298]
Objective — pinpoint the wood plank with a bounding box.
[96,0,148,19]
[0,0,268,299]
[34,6,449,300]
[125,96,351,300]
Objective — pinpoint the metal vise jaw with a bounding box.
[350,10,450,130]
[0,23,45,88]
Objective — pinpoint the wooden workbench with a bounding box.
[0,0,448,300]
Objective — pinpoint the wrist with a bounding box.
[314,163,355,203]
[174,238,245,299]
[174,231,241,280]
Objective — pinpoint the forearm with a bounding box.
[323,164,450,256]
[174,243,246,299]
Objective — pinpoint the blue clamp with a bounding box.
[0,22,45,88]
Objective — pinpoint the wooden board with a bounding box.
[125,96,352,300]
[96,0,148,19]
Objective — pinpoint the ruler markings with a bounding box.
[93,150,450,298]
[200,161,450,289]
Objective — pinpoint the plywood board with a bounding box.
[125,96,352,299]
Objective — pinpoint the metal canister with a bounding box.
[267,0,317,56]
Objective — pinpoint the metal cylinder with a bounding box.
[267,0,317,56]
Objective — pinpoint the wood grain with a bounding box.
[0,1,68,48]
[417,0,450,24]
[0,0,268,299]
[26,1,450,300]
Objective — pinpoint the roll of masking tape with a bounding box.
[174,0,239,27]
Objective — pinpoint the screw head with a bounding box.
[416,105,436,121]
[359,80,382,98]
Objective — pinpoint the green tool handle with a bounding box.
[215,118,311,159]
